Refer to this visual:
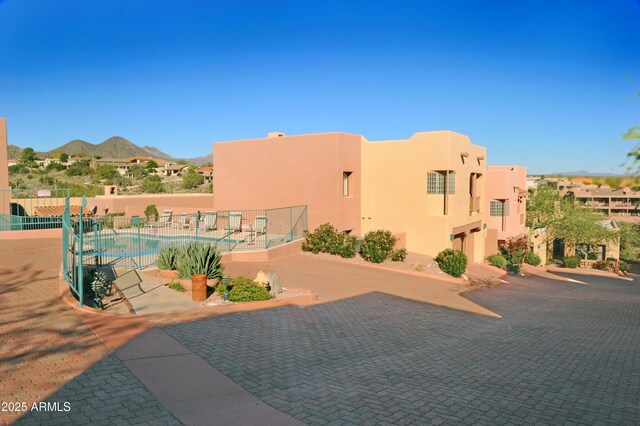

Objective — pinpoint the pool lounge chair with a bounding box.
[155,210,173,228]
[173,214,192,230]
[204,211,217,230]
[227,211,242,234]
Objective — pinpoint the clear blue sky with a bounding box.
[1,0,639,174]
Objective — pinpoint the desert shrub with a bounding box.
[182,167,204,189]
[145,204,159,220]
[141,175,165,193]
[592,260,608,270]
[524,251,541,267]
[302,223,340,254]
[176,242,224,279]
[619,260,630,273]
[487,254,508,269]
[46,163,66,172]
[228,282,274,302]
[587,251,598,260]
[361,230,397,263]
[435,249,468,278]
[8,164,29,174]
[499,237,529,266]
[156,246,179,270]
[391,248,408,262]
[564,256,580,268]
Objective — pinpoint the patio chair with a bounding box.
[155,210,172,228]
[204,211,217,231]
[227,211,242,234]
[173,214,191,229]
[244,215,267,244]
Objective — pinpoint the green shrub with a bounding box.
[216,276,252,294]
[156,246,179,270]
[336,233,357,258]
[302,223,340,254]
[176,242,224,279]
[507,263,521,274]
[592,260,608,270]
[564,256,580,268]
[524,251,541,267]
[361,230,397,263]
[228,283,274,302]
[487,254,507,269]
[619,260,630,273]
[587,251,598,260]
[391,248,408,262]
[435,249,468,278]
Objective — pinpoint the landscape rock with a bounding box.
[265,272,283,294]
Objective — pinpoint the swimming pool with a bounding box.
[89,233,245,266]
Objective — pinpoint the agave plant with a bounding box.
[176,242,224,279]
[156,246,179,270]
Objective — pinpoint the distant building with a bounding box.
[565,187,640,218]
[159,163,188,177]
[197,166,214,182]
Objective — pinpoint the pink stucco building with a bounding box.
[484,165,527,256]
[213,130,489,262]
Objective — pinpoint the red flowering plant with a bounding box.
[498,237,529,272]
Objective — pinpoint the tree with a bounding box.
[20,147,37,165]
[59,152,69,162]
[553,203,614,264]
[182,167,204,189]
[141,175,165,193]
[145,160,158,170]
[618,222,640,261]
[525,185,567,230]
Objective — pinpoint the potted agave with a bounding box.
[156,246,180,281]
[176,242,224,302]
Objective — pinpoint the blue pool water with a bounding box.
[92,234,244,258]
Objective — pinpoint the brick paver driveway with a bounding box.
[19,272,640,425]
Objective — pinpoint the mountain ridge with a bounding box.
[8,137,212,164]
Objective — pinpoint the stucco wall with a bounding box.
[485,165,527,246]
[212,132,362,233]
[361,131,487,261]
[11,194,214,217]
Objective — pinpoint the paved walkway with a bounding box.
[223,253,499,317]
[18,267,640,425]
[0,239,108,425]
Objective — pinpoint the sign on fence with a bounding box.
[37,189,51,197]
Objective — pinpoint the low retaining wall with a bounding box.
[220,239,303,263]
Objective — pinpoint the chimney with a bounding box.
[268,132,285,138]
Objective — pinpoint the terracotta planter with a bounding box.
[191,274,207,302]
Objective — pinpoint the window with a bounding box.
[490,200,510,216]
[427,171,455,194]
[343,171,352,197]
